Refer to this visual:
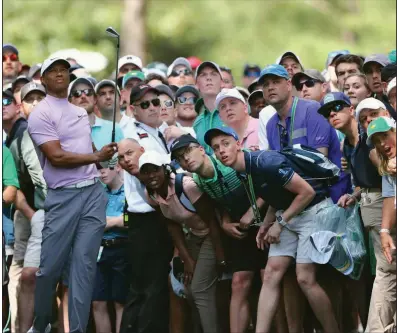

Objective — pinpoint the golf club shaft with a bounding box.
[110,32,120,170]
[111,38,120,143]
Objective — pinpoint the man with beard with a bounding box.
[69,78,124,149]
[3,44,21,85]
[95,80,123,124]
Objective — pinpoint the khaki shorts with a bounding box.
[24,209,45,268]
[269,198,333,264]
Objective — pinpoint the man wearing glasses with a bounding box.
[259,63,350,331]
[175,85,200,127]
[126,83,170,155]
[3,44,21,85]
[69,78,124,150]
[167,57,195,87]
[3,88,37,333]
[292,69,328,102]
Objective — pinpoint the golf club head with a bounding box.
[106,27,119,38]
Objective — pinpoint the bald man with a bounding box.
[117,138,173,333]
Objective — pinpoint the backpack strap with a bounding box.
[175,173,197,213]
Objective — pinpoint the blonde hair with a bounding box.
[343,73,371,94]
[373,127,397,175]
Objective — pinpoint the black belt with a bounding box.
[101,238,129,248]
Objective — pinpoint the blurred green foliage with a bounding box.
[4,0,396,84]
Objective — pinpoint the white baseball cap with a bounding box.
[355,97,387,121]
[139,151,170,171]
[387,77,396,97]
[118,55,143,71]
[41,57,70,76]
[94,79,121,95]
[215,88,246,110]
[167,57,192,77]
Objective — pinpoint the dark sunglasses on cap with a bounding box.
[170,69,193,77]
[2,98,13,106]
[134,98,161,110]
[71,89,94,98]
[296,78,319,91]
[177,96,198,105]
[323,103,347,118]
[3,54,18,62]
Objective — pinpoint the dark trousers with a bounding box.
[120,212,173,333]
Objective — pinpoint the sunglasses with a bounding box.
[161,99,174,109]
[296,79,319,91]
[135,98,160,109]
[71,89,94,98]
[3,54,18,62]
[177,96,198,105]
[2,98,13,106]
[170,69,193,77]
[324,103,346,118]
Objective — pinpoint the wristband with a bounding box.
[380,228,390,234]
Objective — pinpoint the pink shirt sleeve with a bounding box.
[28,104,59,146]
[182,176,203,204]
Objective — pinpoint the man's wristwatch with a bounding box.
[380,228,391,235]
[276,214,287,228]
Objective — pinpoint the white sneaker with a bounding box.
[27,324,51,333]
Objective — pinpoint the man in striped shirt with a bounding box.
[170,134,270,333]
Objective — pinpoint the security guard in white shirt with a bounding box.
[122,84,170,156]
[117,136,173,333]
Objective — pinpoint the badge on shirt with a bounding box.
[138,133,149,139]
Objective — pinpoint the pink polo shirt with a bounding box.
[146,174,209,237]
[28,95,98,189]
[241,116,259,149]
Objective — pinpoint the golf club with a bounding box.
[106,26,120,144]
[106,26,120,170]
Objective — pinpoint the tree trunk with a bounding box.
[121,0,146,64]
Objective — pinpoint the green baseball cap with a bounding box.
[122,70,145,89]
[366,116,396,145]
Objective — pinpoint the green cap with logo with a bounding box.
[366,116,396,145]
[122,70,145,89]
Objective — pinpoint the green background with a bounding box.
[4,0,396,84]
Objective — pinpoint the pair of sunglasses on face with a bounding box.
[177,96,198,105]
[296,78,320,91]
[169,69,193,77]
[3,54,18,62]
[2,98,13,106]
[71,89,94,98]
[323,103,346,118]
[135,98,161,109]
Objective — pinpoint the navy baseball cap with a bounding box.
[243,64,261,77]
[204,127,239,146]
[258,64,289,84]
[3,44,18,55]
[318,92,351,117]
[170,134,200,160]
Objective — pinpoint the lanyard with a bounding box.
[240,152,262,225]
[278,97,298,148]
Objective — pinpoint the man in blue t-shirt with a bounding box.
[92,156,129,333]
[205,127,340,333]
[260,64,350,203]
